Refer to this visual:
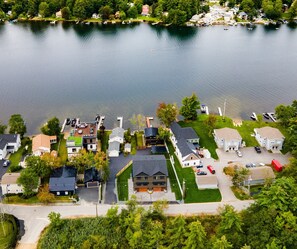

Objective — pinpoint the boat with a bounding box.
[263,113,270,119]
[50,20,56,25]
[85,22,90,25]
[247,27,253,30]
[224,27,228,30]
[250,112,257,121]
[201,104,207,113]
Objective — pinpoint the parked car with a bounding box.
[254,146,261,153]
[196,160,203,168]
[3,160,10,167]
[197,171,207,175]
[236,150,242,157]
[207,165,215,174]
[246,163,256,168]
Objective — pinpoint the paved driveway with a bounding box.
[0,159,10,197]
[104,149,151,204]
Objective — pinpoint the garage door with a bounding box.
[138,188,147,192]
[153,187,162,192]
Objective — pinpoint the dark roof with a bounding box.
[50,166,77,178]
[84,167,101,184]
[49,166,77,192]
[144,127,158,138]
[132,155,168,177]
[170,122,199,157]
[0,134,19,149]
[151,146,167,154]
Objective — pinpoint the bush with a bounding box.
[9,165,23,172]
[223,166,235,176]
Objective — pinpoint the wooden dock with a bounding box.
[117,116,123,128]
[97,116,105,130]
[146,117,154,128]
[61,119,67,133]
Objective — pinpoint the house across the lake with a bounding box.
[254,127,285,151]
[49,166,77,196]
[132,155,168,192]
[170,122,200,167]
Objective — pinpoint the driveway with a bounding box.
[0,159,10,197]
[104,149,151,204]
[77,187,99,205]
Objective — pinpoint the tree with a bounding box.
[9,114,26,137]
[73,0,93,19]
[212,235,233,249]
[39,2,49,17]
[275,104,296,127]
[262,0,283,19]
[99,5,113,19]
[167,9,187,26]
[37,184,55,203]
[41,152,62,168]
[240,0,257,18]
[157,126,170,142]
[156,102,178,127]
[61,6,71,19]
[129,114,145,131]
[204,114,217,136]
[0,121,6,134]
[0,9,5,20]
[180,93,200,121]
[48,212,64,228]
[94,151,109,182]
[127,5,138,18]
[28,0,40,16]
[288,0,297,20]
[184,220,207,249]
[17,169,39,197]
[41,117,61,136]
[232,167,250,187]
[165,215,187,248]
[25,155,52,178]
[124,128,132,143]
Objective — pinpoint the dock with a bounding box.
[117,116,123,128]
[267,112,276,122]
[61,119,67,133]
[218,107,222,116]
[96,115,105,130]
[205,106,209,115]
[251,112,258,121]
[146,117,154,128]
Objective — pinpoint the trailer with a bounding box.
[271,159,282,172]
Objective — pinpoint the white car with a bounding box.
[236,150,242,157]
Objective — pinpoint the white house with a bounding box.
[254,127,285,151]
[32,134,57,156]
[66,136,83,158]
[0,134,21,160]
[1,173,24,195]
[108,141,121,157]
[109,127,125,143]
[170,122,200,168]
[213,128,242,151]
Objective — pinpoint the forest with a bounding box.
[1,0,297,25]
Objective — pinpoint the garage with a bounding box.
[153,187,162,192]
[138,188,148,192]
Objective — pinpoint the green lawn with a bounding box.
[136,131,144,148]
[0,214,18,249]
[166,158,182,200]
[3,195,39,204]
[58,136,67,164]
[117,165,132,201]
[130,135,137,155]
[8,146,24,167]
[166,142,222,203]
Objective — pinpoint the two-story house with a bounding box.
[0,134,21,160]
[254,127,285,151]
[170,122,200,167]
[108,127,125,157]
[32,134,57,156]
[132,155,168,192]
[213,128,242,151]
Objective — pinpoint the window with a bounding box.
[90,145,93,149]
[160,176,165,179]
[72,148,76,152]
[57,192,60,195]
[65,191,68,195]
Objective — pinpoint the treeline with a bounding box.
[39,177,297,249]
[1,0,297,24]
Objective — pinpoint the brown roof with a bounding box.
[74,122,97,137]
[196,175,218,185]
[255,127,284,140]
[1,173,20,184]
[214,128,242,140]
[246,166,275,181]
[32,134,57,152]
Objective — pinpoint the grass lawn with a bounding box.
[8,146,24,167]
[58,136,67,164]
[131,135,137,155]
[166,142,221,203]
[231,186,250,200]
[3,195,39,204]
[136,15,159,22]
[0,215,18,249]
[117,165,132,201]
[135,131,144,148]
[166,158,182,200]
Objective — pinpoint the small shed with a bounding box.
[124,143,131,153]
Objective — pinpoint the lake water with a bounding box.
[1,22,297,134]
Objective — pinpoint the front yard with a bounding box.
[166,142,222,203]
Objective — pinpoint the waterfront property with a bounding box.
[254,127,285,151]
[144,127,163,147]
[49,166,77,196]
[66,136,83,158]
[0,134,21,160]
[170,122,200,168]
[32,134,57,156]
[132,155,168,192]
[213,128,243,151]
[108,127,125,157]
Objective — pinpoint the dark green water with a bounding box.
[1,22,297,133]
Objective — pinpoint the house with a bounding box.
[66,136,83,157]
[213,128,242,151]
[224,11,234,22]
[141,5,150,16]
[1,173,24,195]
[56,10,62,18]
[0,134,21,160]
[108,141,121,157]
[32,134,57,156]
[108,127,125,157]
[196,175,218,189]
[84,167,101,187]
[144,127,163,146]
[238,11,248,20]
[170,122,200,167]
[254,127,285,151]
[243,166,275,186]
[132,155,168,192]
[49,166,77,196]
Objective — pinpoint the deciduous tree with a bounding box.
[41,117,61,136]
[0,121,6,134]
[17,169,39,197]
[9,114,26,137]
[156,102,178,127]
[180,93,200,121]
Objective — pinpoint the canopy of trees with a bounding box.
[41,117,61,136]
[156,102,178,127]
[8,114,26,137]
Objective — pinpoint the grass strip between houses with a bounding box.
[117,165,132,201]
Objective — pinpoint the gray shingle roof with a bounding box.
[49,166,77,192]
[170,122,199,157]
[84,167,101,184]
[109,127,124,140]
[108,141,120,151]
[0,139,7,150]
[144,127,158,138]
[0,134,19,150]
[132,155,168,177]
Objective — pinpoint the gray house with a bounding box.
[132,155,168,192]
[49,166,77,196]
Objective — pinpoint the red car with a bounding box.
[207,165,215,174]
